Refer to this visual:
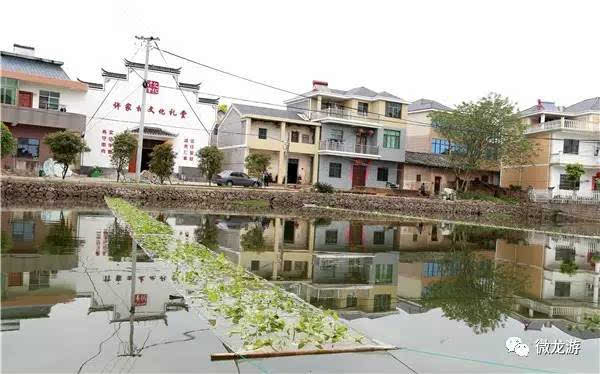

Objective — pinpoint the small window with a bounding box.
[294,261,307,271]
[554,282,571,297]
[330,129,343,142]
[290,131,299,143]
[17,138,40,159]
[559,174,579,190]
[563,139,579,154]
[325,230,338,244]
[383,130,401,149]
[375,264,393,284]
[250,260,260,271]
[385,102,402,118]
[1,77,18,105]
[258,128,267,139]
[12,221,35,241]
[39,90,60,110]
[482,175,489,183]
[416,174,421,182]
[357,102,368,115]
[373,231,385,245]
[346,295,358,307]
[431,138,450,154]
[412,233,418,242]
[283,260,292,271]
[329,162,342,178]
[377,167,389,182]
[301,134,310,144]
[555,247,575,262]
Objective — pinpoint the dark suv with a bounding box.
[213,170,261,187]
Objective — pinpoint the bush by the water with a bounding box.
[457,191,519,205]
[314,182,334,193]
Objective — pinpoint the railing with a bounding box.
[550,152,600,166]
[526,119,600,133]
[514,296,599,322]
[319,140,380,155]
[316,107,381,122]
[529,189,600,204]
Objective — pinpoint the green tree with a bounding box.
[430,93,523,192]
[420,248,528,334]
[44,131,90,179]
[197,145,224,185]
[240,225,265,252]
[245,153,270,178]
[40,213,82,254]
[564,163,585,198]
[107,218,133,261]
[195,216,219,250]
[110,131,137,182]
[500,133,540,188]
[1,122,17,158]
[148,143,176,184]
[560,259,578,276]
[218,103,228,113]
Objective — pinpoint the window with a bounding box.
[559,174,579,190]
[294,261,307,271]
[482,175,489,183]
[330,129,343,142]
[563,139,579,154]
[383,130,401,149]
[1,77,18,105]
[12,221,35,241]
[374,294,392,312]
[431,138,450,154]
[39,90,60,110]
[554,282,571,297]
[357,102,369,115]
[346,295,358,307]
[385,102,402,118]
[325,230,338,244]
[555,247,575,262]
[377,167,388,181]
[431,225,438,242]
[373,231,385,245]
[17,138,40,159]
[290,131,299,143]
[375,264,393,284]
[258,128,267,139]
[301,134,310,144]
[283,260,292,271]
[416,174,421,182]
[423,262,441,277]
[329,162,342,178]
[250,260,260,271]
[412,233,418,242]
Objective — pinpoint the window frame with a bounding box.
[329,162,342,178]
[250,260,260,271]
[377,167,389,182]
[559,174,580,190]
[373,231,385,245]
[357,102,369,115]
[325,230,338,244]
[563,139,579,155]
[383,129,401,149]
[1,77,18,105]
[385,102,402,118]
[329,129,343,142]
[16,138,40,159]
[39,90,60,110]
[290,131,299,143]
[301,134,310,144]
[258,128,268,140]
[431,138,450,154]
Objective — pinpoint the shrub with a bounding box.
[88,166,103,177]
[44,131,90,179]
[111,131,137,182]
[560,259,578,276]
[245,153,270,178]
[457,191,518,205]
[314,182,334,193]
[148,143,176,184]
[197,145,224,185]
[1,122,17,158]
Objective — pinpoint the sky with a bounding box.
[2,0,599,111]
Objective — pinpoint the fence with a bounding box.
[529,189,600,204]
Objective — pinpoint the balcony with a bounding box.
[550,152,600,167]
[526,119,600,134]
[1,104,86,132]
[319,140,380,159]
[314,107,382,128]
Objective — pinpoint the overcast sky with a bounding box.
[2,0,599,111]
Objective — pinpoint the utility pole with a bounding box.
[134,36,159,182]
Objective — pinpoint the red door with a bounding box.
[128,150,137,172]
[18,91,33,108]
[352,163,366,187]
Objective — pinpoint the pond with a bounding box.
[1,207,599,373]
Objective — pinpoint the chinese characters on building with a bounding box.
[182,138,195,161]
[112,101,187,118]
[100,129,114,155]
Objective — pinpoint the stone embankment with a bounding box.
[1,177,550,224]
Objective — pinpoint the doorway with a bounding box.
[283,220,295,244]
[352,163,366,187]
[434,176,442,194]
[18,91,33,108]
[128,139,165,172]
[287,158,298,184]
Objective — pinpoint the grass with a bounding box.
[457,191,520,205]
[232,199,270,209]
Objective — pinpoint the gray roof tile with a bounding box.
[565,97,600,113]
[408,98,452,112]
[233,103,305,121]
[0,51,70,80]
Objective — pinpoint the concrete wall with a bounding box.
[217,109,244,147]
[221,147,246,172]
[318,155,354,190]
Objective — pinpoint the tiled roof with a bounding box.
[288,85,409,104]
[0,51,70,80]
[101,68,127,80]
[77,78,104,90]
[520,97,600,116]
[565,97,600,113]
[404,151,499,172]
[124,59,181,75]
[233,103,306,122]
[408,98,452,112]
[130,126,177,137]
[519,101,559,116]
[178,82,201,91]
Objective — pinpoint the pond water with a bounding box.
[1,207,599,373]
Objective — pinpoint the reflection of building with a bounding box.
[1,209,79,331]
[314,220,396,252]
[496,232,600,324]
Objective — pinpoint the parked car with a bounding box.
[213,170,262,187]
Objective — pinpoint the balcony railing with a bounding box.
[526,119,600,133]
[319,140,379,155]
[550,152,600,166]
[315,107,382,123]
[529,189,600,204]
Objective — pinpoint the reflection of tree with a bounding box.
[195,217,218,250]
[240,225,265,252]
[40,214,82,254]
[0,230,12,253]
[108,218,133,261]
[420,248,528,334]
[451,225,528,248]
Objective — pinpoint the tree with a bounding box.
[218,103,228,113]
[197,145,224,185]
[245,153,270,178]
[500,132,540,188]
[564,163,585,198]
[107,218,133,261]
[148,143,176,184]
[240,225,265,252]
[40,212,82,254]
[1,122,17,158]
[44,131,90,179]
[430,93,524,192]
[110,131,137,182]
[195,216,219,250]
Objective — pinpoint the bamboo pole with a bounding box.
[210,344,398,361]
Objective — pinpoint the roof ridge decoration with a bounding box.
[101,68,127,80]
[124,58,181,75]
[77,78,104,90]
[178,82,201,91]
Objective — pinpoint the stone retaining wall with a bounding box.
[1,177,548,223]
